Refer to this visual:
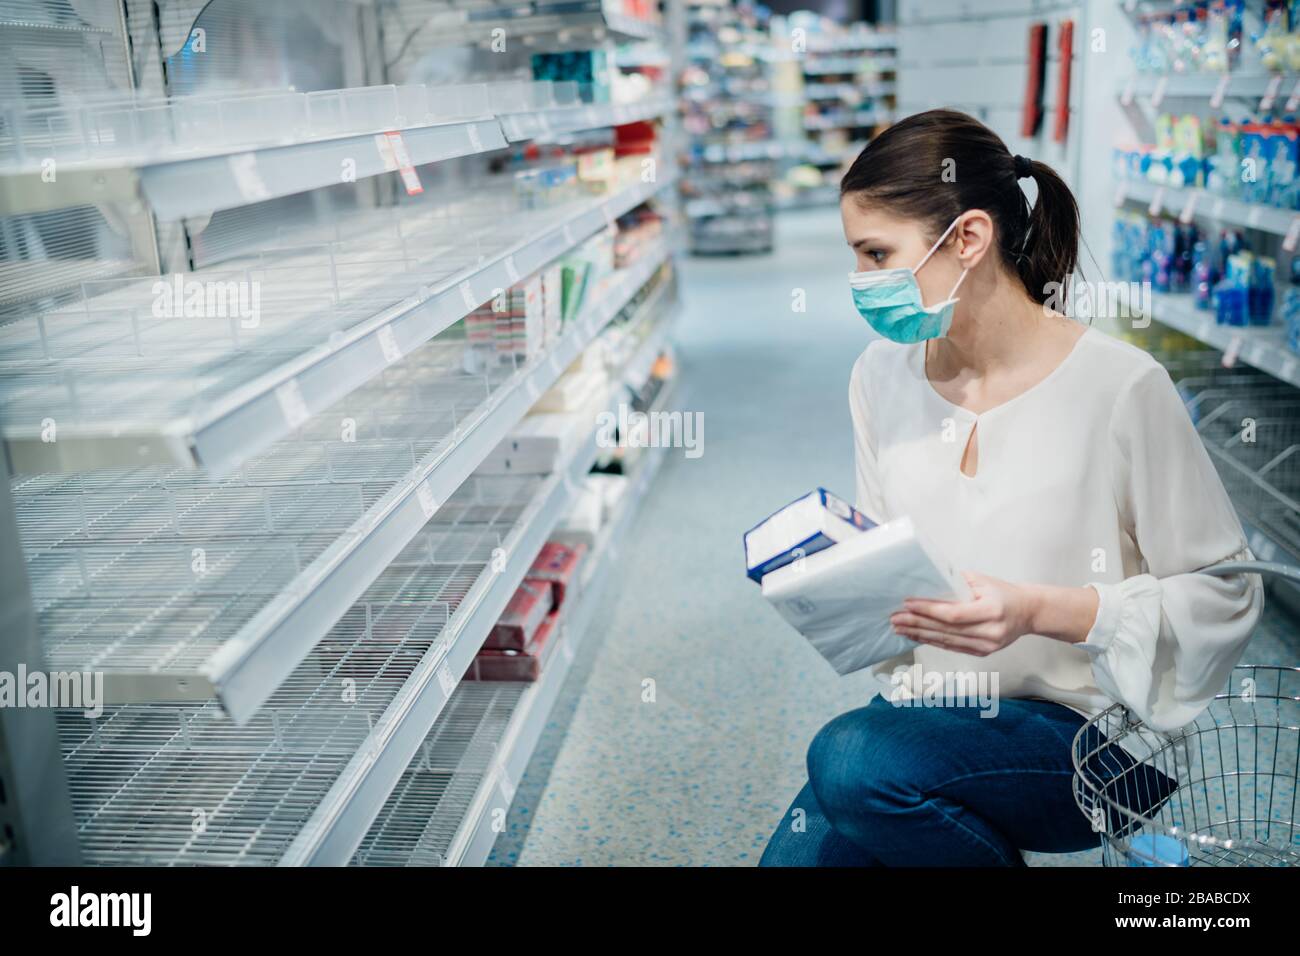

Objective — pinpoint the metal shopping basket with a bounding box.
[1071,562,1300,867]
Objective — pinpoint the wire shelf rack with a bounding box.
[349,682,526,867]
[349,374,681,867]
[55,473,539,866]
[13,337,509,678]
[0,162,673,474]
[1166,350,1300,562]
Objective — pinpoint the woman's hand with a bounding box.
[890,571,1039,656]
[891,572,1101,654]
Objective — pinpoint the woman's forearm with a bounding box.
[1024,583,1100,645]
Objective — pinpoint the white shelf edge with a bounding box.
[1118,179,1300,238]
[1147,291,1300,388]
[498,94,674,142]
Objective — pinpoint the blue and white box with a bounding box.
[743,488,874,583]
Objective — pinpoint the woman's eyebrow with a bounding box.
[848,236,885,249]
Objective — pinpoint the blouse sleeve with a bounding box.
[1082,360,1264,732]
[848,350,890,525]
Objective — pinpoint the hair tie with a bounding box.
[1013,154,1033,179]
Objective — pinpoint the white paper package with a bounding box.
[760,515,972,675]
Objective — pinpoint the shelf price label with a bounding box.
[467,124,485,152]
[1284,217,1300,253]
[376,325,402,364]
[1147,185,1165,217]
[1150,75,1168,109]
[377,131,423,196]
[1119,78,1135,107]
[1261,74,1283,112]
[1288,79,1300,113]
[504,255,520,283]
[274,379,310,429]
[458,278,477,310]
[1222,335,1243,368]
[1178,190,1199,224]
[1282,355,1298,382]
[227,153,272,202]
[1210,74,1230,110]
[436,663,456,698]
[496,759,517,803]
[416,479,438,519]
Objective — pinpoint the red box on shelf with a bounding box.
[527,541,587,610]
[484,578,553,651]
[464,611,561,682]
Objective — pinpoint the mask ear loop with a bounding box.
[943,266,969,302]
[915,215,968,308]
[912,215,963,276]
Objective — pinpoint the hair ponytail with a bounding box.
[840,109,1079,306]
[1016,158,1080,305]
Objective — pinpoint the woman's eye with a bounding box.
[866,250,888,264]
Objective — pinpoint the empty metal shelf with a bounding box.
[55,348,679,865]
[352,378,681,867]
[498,94,674,142]
[0,167,676,475]
[56,473,539,866]
[14,240,675,724]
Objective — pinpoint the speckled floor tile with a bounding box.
[488,207,1300,868]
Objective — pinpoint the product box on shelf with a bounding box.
[542,265,564,346]
[527,541,588,610]
[484,578,554,651]
[464,609,561,682]
[477,411,588,476]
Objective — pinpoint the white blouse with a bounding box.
[850,326,1264,766]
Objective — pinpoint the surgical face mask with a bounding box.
[848,217,969,343]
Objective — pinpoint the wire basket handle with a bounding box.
[1197,559,1300,585]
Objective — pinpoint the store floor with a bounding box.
[488,207,1296,867]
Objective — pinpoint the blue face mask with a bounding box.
[848,216,969,343]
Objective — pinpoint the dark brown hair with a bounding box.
[840,109,1079,306]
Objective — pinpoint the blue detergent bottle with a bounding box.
[1128,833,1190,866]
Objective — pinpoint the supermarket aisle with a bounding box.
[491,206,881,865]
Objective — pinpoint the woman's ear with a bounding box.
[952,210,995,269]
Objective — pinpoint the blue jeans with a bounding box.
[760,694,1177,866]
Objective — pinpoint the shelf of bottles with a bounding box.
[679,0,778,254]
[1113,0,1300,568]
[772,16,896,210]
